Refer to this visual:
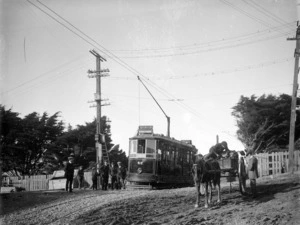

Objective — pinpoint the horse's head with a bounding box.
[192,159,206,182]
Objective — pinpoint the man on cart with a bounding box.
[204,141,230,161]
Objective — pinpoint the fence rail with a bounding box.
[3,173,93,192]
[256,150,300,177]
[7,175,53,191]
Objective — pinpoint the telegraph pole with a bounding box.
[287,24,300,173]
[88,50,110,169]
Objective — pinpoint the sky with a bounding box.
[1,0,300,156]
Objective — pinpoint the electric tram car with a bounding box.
[126,126,198,188]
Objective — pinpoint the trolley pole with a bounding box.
[287,24,300,173]
[88,50,109,169]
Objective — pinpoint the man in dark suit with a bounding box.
[100,160,109,190]
[238,150,247,195]
[117,161,127,189]
[110,162,118,190]
[91,167,99,190]
[247,150,259,198]
[65,155,75,193]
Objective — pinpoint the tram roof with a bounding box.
[130,133,197,152]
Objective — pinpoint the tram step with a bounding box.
[126,183,153,190]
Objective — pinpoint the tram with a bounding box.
[126,126,198,188]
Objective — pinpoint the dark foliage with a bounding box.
[232,94,300,153]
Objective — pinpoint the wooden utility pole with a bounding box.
[88,50,109,169]
[287,24,300,173]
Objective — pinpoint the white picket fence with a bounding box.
[5,173,94,192]
[256,150,300,177]
[8,175,53,191]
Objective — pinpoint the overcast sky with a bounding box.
[1,0,299,155]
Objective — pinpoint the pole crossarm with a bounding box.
[89,49,106,61]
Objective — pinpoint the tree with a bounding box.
[232,94,300,153]
[108,144,128,168]
[1,105,127,174]
[0,106,23,174]
[1,106,65,175]
[56,116,117,169]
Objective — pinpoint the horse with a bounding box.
[192,158,221,208]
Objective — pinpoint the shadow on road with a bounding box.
[220,179,300,207]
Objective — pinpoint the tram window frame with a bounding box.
[137,139,146,154]
[130,140,137,154]
[146,139,156,154]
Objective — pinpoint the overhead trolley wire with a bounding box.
[119,32,293,58]
[25,0,291,137]
[111,22,295,54]
[245,0,294,28]
[33,1,294,60]
[108,57,293,80]
[220,0,293,36]
[2,55,90,95]
[6,59,92,99]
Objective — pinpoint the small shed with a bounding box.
[2,172,13,187]
[1,171,21,193]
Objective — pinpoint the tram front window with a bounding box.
[137,139,146,153]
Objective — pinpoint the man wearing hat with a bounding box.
[91,166,99,190]
[247,149,259,198]
[110,162,118,190]
[64,155,75,193]
[117,161,127,189]
[237,150,247,194]
[100,160,109,190]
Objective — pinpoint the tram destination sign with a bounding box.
[181,140,193,145]
[138,125,153,135]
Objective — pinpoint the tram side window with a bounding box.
[146,139,156,154]
[137,139,146,154]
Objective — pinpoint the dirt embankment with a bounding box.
[1,173,299,225]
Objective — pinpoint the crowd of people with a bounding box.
[64,154,127,192]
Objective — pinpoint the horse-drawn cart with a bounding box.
[217,156,246,194]
[192,154,246,209]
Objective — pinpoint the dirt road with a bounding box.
[1,173,299,225]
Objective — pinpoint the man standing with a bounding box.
[237,150,247,195]
[64,155,75,193]
[91,167,99,190]
[247,150,259,198]
[77,165,84,189]
[117,161,127,189]
[100,161,110,190]
[110,162,118,190]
